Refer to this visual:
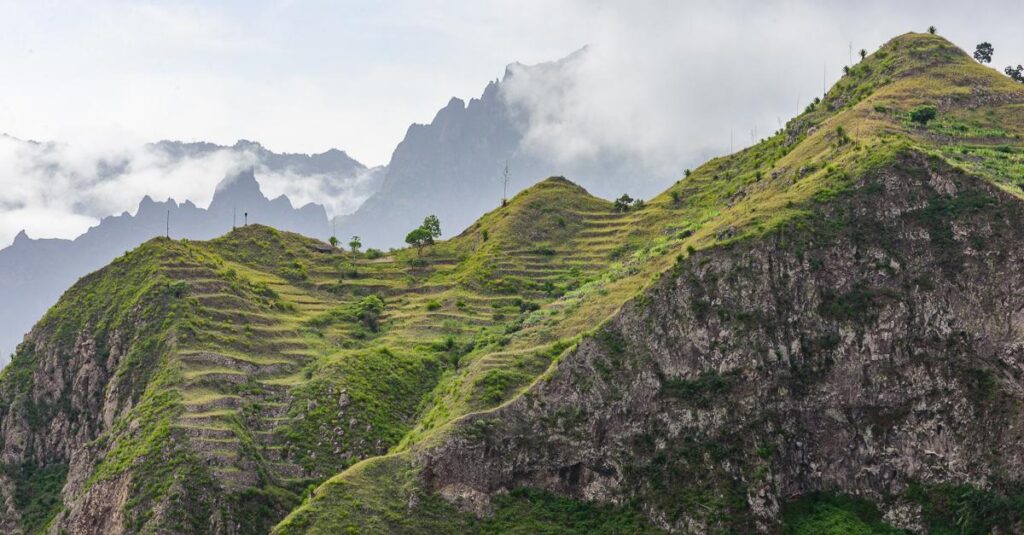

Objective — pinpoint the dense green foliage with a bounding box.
[782,494,904,535]
[10,462,68,534]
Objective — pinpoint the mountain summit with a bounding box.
[338,48,658,249]
[2,32,1024,534]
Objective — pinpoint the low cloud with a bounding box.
[258,166,383,216]
[497,1,1024,195]
[0,136,375,247]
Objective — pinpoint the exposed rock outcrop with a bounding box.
[420,155,1024,532]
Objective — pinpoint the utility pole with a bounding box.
[166,210,170,239]
[730,129,734,153]
[233,203,236,230]
[502,160,510,206]
[823,63,827,98]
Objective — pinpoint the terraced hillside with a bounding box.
[272,32,1024,534]
[0,176,670,533]
[2,31,1024,534]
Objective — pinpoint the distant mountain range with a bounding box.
[0,48,672,363]
[0,141,370,362]
[337,48,671,249]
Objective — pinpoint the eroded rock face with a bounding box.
[420,157,1024,532]
[0,288,167,534]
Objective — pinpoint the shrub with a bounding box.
[426,299,442,311]
[355,295,385,331]
[364,248,384,259]
[909,105,937,125]
[613,194,634,212]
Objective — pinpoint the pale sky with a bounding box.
[0,0,1022,245]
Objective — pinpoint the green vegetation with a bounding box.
[7,31,1024,534]
[9,462,68,534]
[905,483,1024,534]
[973,42,993,64]
[909,104,937,125]
[782,493,904,535]
[277,31,1024,533]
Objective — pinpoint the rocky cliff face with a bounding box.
[0,243,187,534]
[418,155,1024,532]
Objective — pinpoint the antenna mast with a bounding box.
[502,160,510,204]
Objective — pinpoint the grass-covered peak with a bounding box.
[449,175,609,251]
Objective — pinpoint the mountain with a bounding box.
[0,168,334,366]
[3,32,1024,534]
[0,140,380,364]
[338,49,668,250]
[151,140,383,213]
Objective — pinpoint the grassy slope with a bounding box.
[4,176,658,531]
[4,31,1023,534]
[273,32,1024,533]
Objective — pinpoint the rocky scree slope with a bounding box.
[274,32,1024,534]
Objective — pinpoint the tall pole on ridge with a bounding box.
[502,160,510,205]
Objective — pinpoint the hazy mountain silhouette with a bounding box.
[0,167,336,364]
[337,48,665,249]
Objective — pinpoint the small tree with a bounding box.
[349,235,361,253]
[859,48,867,61]
[1006,65,1024,83]
[421,215,441,242]
[909,105,937,125]
[613,194,634,212]
[328,236,339,249]
[843,65,851,76]
[405,227,432,255]
[974,42,994,64]
[927,25,936,35]
[355,295,385,332]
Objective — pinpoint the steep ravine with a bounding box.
[416,155,1024,533]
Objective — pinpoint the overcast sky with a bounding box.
[0,0,1022,245]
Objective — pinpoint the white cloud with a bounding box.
[499,0,1024,191]
[1,0,1023,244]
[0,135,378,247]
[257,166,383,216]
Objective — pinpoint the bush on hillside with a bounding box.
[910,105,937,125]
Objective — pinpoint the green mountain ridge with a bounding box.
[2,31,1024,534]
